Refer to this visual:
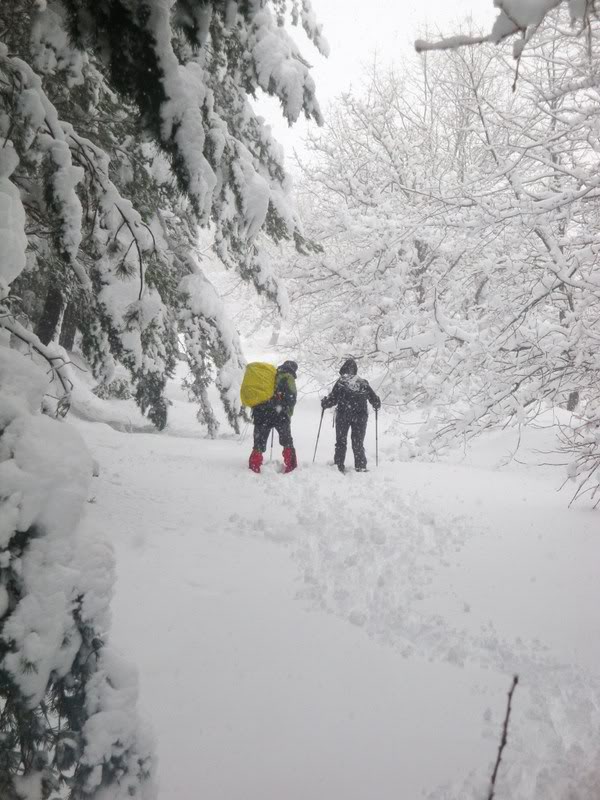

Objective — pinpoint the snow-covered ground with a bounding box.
[75,366,600,800]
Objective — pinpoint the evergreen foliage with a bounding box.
[1,0,326,433]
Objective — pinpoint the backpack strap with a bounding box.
[274,371,297,416]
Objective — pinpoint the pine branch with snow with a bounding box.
[2,0,327,432]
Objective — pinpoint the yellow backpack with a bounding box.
[240,362,278,408]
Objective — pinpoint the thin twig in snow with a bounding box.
[488,675,519,800]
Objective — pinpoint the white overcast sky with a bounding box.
[257,0,497,164]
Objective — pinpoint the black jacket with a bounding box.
[322,375,380,418]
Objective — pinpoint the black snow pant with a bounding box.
[253,407,294,453]
[334,410,368,470]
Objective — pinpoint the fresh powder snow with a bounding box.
[73,357,600,800]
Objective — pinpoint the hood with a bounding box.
[278,360,298,378]
[339,358,358,376]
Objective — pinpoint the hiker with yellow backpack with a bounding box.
[240,360,298,474]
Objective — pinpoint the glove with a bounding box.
[321,397,328,410]
[373,396,381,411]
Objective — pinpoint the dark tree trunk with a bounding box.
[268,320,281,347]
[59,301,78,351]
[567,391,579,412]
[35,286,63,345]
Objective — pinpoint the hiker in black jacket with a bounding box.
[321,358,380,473]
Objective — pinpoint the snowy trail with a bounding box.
[77,391,600,799]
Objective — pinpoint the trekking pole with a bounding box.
[375,407,379,467]
[269,429,274,462]
[313,408,325,463]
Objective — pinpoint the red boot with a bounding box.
[249,449,263,473]
[282,447,297,474]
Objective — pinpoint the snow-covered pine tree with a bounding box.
[2,0,327,433]
[60,0,327,433]
[2,1,181,429]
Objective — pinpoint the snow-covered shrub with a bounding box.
[0,347,155,800]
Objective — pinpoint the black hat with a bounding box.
[278,360,298,378]
[339,358,358,376]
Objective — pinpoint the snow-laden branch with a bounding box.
[1,46,90,289]
[0,311,73,409]
[415,0,585,56]
[179,260,246,435]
